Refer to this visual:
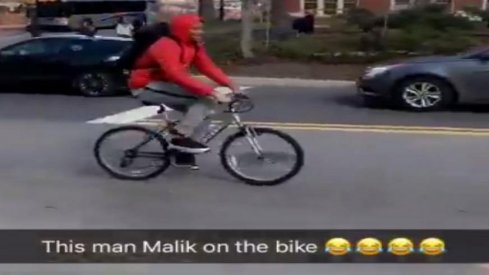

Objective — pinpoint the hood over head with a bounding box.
[170,14,202,43]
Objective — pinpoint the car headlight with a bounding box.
[364,66,395,78]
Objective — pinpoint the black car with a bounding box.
[0,34,132,96]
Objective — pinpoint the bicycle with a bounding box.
[94,93,304,186]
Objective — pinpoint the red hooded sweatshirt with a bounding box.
[128,14,232,96]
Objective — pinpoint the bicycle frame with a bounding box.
[126,95,264,158]
[201,113,264,157]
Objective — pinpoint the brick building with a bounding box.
[284,0,488,15]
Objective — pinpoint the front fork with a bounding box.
[233,114,264,158]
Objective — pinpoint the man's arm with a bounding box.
[193,46,235,89]
[149,39,215,96]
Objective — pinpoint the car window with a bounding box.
[63,40,92,53]
[93,40,131,55]
[1,38,69,57]
[85,40,131,58]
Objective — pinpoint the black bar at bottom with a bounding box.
[0,230,487,263]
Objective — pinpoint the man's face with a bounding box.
[189,22,203,43]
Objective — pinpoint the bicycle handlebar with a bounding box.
[227,93,254,113]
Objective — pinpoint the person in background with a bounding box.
[138,12,147,26]
[26,5,41,37]
[292,10,315,36]
[131,18,144,35]
[116,17,134,38]
[78,17,97,37]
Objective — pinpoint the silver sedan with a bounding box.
[357,47,489,111]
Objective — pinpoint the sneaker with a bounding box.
[171,152,199,170]
[170,137,210,154]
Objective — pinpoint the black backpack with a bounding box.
[119,22,171,70]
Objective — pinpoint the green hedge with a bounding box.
[347,5,477,31]
[346,8,376,32]
[386,27,478,54]
[385,6,474,30]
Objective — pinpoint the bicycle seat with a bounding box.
[141,101,167,115]
[141,100,163,107]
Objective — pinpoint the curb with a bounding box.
[230,76,355,88]
[0,24,26,30]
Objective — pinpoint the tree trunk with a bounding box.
[219,0,225,21]
[28,1,40,37]
[241,0,254,59]
[199,0,216,21]
[270,0,290,30]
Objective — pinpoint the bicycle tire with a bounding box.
[94,125,171,180]
[220,127,304,186]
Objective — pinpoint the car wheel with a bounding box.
[394,77,455,111]
[74,72,116,97]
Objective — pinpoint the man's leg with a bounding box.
[169,96,221,154]
[132,84,199,169]
[134,82,217,168]
[173,97,218,139]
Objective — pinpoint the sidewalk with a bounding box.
[231,76,354,88]
[0,24,25,30]
[195,75,355,88]
[221,62,366,83]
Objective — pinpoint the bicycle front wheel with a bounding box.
[220,127,304,186]
[94,126,171,180]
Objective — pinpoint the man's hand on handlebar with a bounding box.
[210,87,233,104]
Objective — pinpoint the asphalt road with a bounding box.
[1,85,489,274]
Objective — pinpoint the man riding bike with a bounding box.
[128,14,238,169]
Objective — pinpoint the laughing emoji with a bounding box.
[419,238,445,256]
[388,238,414,256]
[356,238,383,256]
[325,238,351,256]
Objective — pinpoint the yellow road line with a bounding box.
[237,121,489,132]
[265,125,489,136]
[143,119,489,132]
[139,119,489,137]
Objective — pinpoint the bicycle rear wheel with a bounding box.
[220,127,304,186]
[94,126,171,180]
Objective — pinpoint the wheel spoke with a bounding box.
[426,91,441,98]
[404,93,419,101]
[405,87,420,96]
[421,83,431,92]
[403,86,423,108]
[421,97,429,107]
